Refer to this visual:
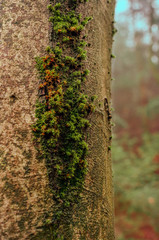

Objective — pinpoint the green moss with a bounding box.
[111,54,116,58]
[33,0,94,238]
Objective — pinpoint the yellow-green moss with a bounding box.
[32,0,94,239]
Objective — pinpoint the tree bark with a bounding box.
[0,0,115,239]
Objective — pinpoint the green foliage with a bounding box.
[112,133,159,216]
[33,0,94,238]
[139,96,159,118]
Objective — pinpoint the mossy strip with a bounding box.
[32,1,94,239]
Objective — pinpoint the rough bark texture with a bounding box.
[73,1,115,239]
[0,0,115,239]
[0,1,52,239]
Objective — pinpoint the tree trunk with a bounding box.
[0,0,115,239]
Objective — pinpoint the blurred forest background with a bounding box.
[113,0,159,239]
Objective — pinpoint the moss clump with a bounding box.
[32,0,94,238]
